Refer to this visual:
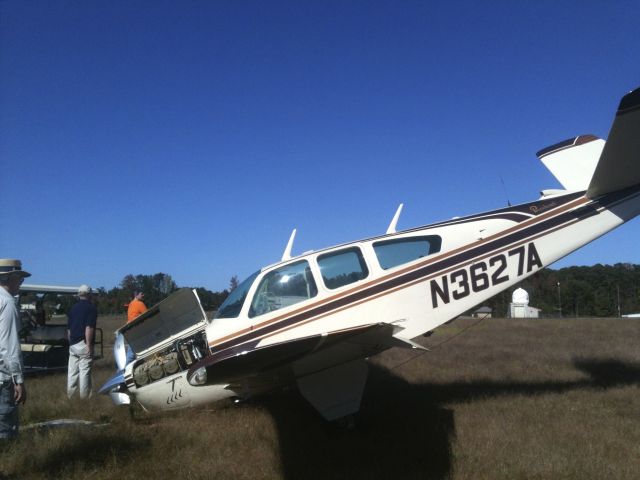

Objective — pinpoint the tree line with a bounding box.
[101,273,233,314]
[482,263,640,317]
[105,265,640,318]
[34,273,232,316]
[29,264,640,319]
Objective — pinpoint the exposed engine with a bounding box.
[132,331,208,387]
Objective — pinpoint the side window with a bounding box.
[317,247,369,290]
[373,236,442,270]
[249,260,318,318]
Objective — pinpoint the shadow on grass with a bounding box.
[14,429,149,479]
[262,365,456,480]
[263,358,640,480]
[421,357,640,405]
[573,358,640,387]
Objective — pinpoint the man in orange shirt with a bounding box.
[127,291,147,323]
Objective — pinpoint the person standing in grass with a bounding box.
[0,259,29,440]
[127,290,147,323]
[67,284,97,399]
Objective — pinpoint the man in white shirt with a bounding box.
[0,259,30,440]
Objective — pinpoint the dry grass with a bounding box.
[1,315,639,479]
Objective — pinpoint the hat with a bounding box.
[0,259,31,278]
[78,284,92,295]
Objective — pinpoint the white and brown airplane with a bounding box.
[100,86,640,420]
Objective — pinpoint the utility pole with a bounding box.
[617,284,621,317]
[557,281,562,317]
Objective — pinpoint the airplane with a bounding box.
[100,86,640,421]
[19,284,103,372]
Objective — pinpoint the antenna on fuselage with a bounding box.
[499,176,512,207]
[282,228,297,261]
[386,203,404,234]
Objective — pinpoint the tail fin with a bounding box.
[587,87,640,198]
[537,135,604,191]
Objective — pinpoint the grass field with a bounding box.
[1,315,639,479]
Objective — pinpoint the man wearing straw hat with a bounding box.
[0,259,30,440]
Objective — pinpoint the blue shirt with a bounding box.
[67,299,97,345]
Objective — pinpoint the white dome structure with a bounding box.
[509,287,540,318]
[512,287,529,305]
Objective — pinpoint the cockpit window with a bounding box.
[317,247,369,289]
[215,270,260,319]
[373,235,442,270]
[249,260,317,318]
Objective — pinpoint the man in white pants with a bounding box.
[67,285,97,399]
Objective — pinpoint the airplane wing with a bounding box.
[587,87,640,198]
[188,322,424,420]
[188,322,417,384]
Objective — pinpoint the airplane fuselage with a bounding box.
[112,185,640,414]
[204,187,640,356]
[103,86,640,419]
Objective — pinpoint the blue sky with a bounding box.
[1,1,639,292]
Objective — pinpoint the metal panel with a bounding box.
[120,289,207,355]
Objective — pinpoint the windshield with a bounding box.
[249,260,317,318]
[215,270,260,318]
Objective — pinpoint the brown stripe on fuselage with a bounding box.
[233,196,595,342]
[208,194,589,351]
[209,195,588,350]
